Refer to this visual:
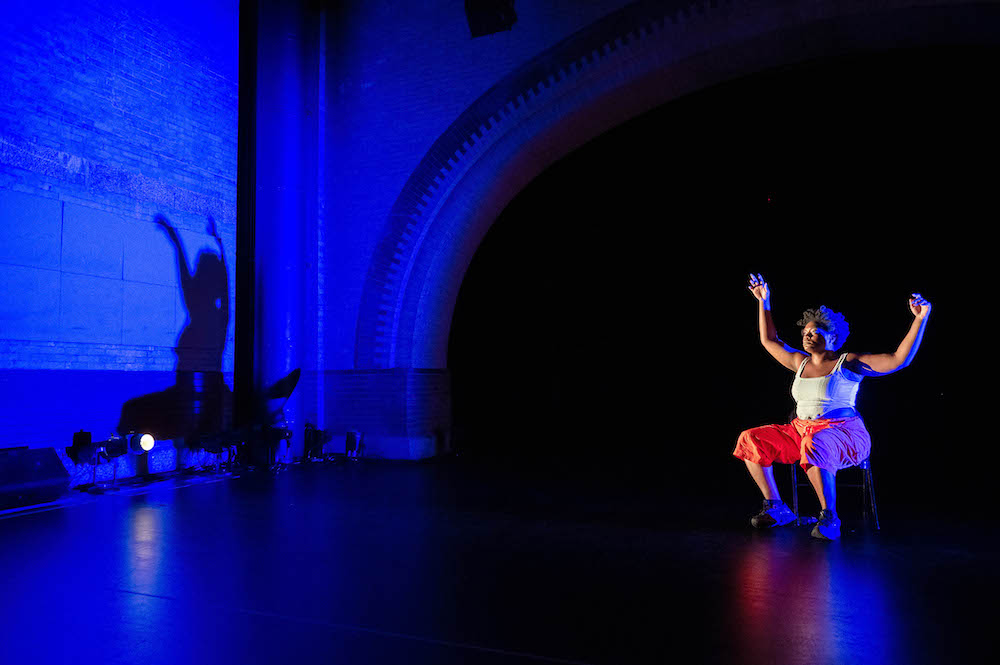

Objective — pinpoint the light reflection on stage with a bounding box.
[731,532,897,665]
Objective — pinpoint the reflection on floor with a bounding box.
[0,458,993,665]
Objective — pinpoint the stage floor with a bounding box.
[0,458,994,665]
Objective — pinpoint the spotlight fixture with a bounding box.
[465,0,517,38]
[68,431,128,490]
[129,433,155,454]
[68,431,147,465]
[100,435,128,461]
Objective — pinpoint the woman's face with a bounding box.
[802,322,835,352]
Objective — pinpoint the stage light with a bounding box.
[100,436,128,461]
[67,431,133,490]
[68,431,151,464]
[304,423,334,459]
[346,430,365,459]
[129,433,155,453]
[465,0,517,37]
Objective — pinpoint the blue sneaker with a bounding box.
[811,509,841,540]
[750,499,796,528]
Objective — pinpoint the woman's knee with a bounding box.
[735,428,777,466]
[735,428,761,453]
[738,426,771,445]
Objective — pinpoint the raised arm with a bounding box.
[848,293,931,376]
[748,273,806,372]
[155,214,192,295]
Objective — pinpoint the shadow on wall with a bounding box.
[117,214,232,444]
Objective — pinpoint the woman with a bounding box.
[733,273,931,540]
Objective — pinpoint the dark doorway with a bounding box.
[447,45,996,512]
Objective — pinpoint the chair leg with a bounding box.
[791,464,799,525]
[864,463,880,531]
[861,468,869,521]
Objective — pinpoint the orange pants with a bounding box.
[733,416,871,472]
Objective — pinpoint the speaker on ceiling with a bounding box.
[466,0,517,38]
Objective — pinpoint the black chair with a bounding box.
[790,457,879,530]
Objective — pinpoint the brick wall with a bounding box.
[0,0,237,452]
[320,368,451,460]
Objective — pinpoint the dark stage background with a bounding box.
[448,45,993,520]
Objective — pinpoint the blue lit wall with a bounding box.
[0,0,237,473]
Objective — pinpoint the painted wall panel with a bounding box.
[122,281,176,347]
[62,203,125,279]
[59,273,123,345]
[0,264,61,343]
[0,189,62,270]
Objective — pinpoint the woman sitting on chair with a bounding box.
[733,274,931,540]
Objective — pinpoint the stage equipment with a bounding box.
[193,368,301,468]
[247,367,299,468]
[465,0,517,38]
[0,447,70,511]
[100,436,128,461]
[346,430,365,460]
[129,433,155,454]
[304,423,334,459]
[67,430,97,465]
[69,431,153,464]
[66,431,128,490]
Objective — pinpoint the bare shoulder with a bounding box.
[784,349,808,373]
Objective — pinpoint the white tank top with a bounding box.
[791,353,863,420]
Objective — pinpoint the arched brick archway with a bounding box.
[355,0,1000,370]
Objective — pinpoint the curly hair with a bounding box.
[797,306,850,351]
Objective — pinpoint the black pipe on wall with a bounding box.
[235,0,258,429]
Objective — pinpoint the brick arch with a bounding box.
[355,0,999,369]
